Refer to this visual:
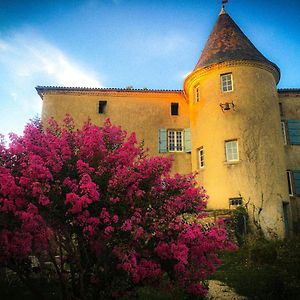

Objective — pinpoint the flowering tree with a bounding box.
[0,116,233,299]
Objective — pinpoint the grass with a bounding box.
[211,237,300,299]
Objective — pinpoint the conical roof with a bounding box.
[194,8,279,74]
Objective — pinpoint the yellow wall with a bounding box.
[279,93,300,169]
[40,63,299,238]
[41,90,192,174]
[279,92,300,232]
[184,61,289,237]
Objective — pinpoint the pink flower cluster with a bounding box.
[0,116,234,298]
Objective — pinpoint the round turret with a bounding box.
[184,8,289,238]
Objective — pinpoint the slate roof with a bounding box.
[35,86,182,99]
[194,8,280,75]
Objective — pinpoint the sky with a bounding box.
[0,0,300,138]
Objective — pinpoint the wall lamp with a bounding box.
[220,102,235,112]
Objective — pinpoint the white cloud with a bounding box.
[0,30,103,138]
[180,70,192,80]
[0,31,102,87]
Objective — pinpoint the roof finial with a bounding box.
[219,0,228,15]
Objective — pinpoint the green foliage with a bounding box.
[211,237,300,299]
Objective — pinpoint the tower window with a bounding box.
[171,103,179,115]
[221,73,233,92]
[225,140,239,162]
[168,130,183,152]
[194,85,200,102]
[197,146,204,168]
[98,101,107,114]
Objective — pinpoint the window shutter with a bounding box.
[287,120,300,145]
[293,171,300,196]
[184,128,191,153]
[158,129,167,153]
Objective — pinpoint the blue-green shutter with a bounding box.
[293,171,300,196]
[158,129,167,153]
[184,128,191,153]
[287,120,300,145]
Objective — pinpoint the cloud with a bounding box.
[0,29,103,138]
[0,31,102,87]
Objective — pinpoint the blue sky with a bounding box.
[1,0,300,138]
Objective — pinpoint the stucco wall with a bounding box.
[184,62,289,237]
[41,90,192,175]
[279,91,300,233]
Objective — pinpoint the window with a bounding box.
[171,103,179,115]
[279,103,283,116]
[225,140,239,162]
[287,171,293,196]
[197,146,204,168]
[98,101,107,114]
[229,197,243,207]
[221,73,233,92]
[158,128,190,153]
[281,121,287,145]
[168,130,183,152]
[194,85,200,102]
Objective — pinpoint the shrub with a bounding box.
[0,116,233,299]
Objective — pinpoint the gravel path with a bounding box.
[207,280,247,300]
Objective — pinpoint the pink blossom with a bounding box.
[121,219,132,232]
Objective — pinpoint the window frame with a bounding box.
[225,140,239,162]
[98,100,107,114]
[220,73,233,93]
[194,85,200,103]
[171,102,179,116]
[281,121,287,145]
[167,130,183,152]
[197,146,204,169]
[287,171,294,196]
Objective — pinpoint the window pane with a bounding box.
[198,146,204,168]
[168,131,175,151]
[225,140,238,161]
[176,131,182,151]
[171,103,179,115]
[221,73,233,92]
[167,130,183,152]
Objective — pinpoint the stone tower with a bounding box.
[183,7,290,238]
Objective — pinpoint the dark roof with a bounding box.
[194,9,280,75]
[36,86,182,99]
[278,88,300,93]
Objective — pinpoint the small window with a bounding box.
[225,140,239,162]
[221,73,233,92]
[168,130,183,152]
[197,146,204,169]
[279,103,283,116]
[281,121,287,145]
[98,101,107,114]
[171,103,179,116]
[287,171,293,196]
[229,197,243,207]
[194,85,200,102]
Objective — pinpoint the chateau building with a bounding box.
[37,7,300,238]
